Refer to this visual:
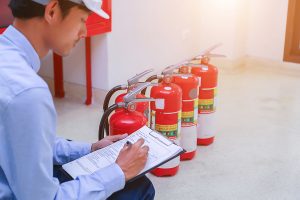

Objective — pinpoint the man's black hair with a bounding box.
[8,0,90,19]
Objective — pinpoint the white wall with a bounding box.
[196,0,249,60]
[246,0,289,61]
[39,0,297,91]
[40,0,203,90]
[106,0,203,88]
[40,34,110,89]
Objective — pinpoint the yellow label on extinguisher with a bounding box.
[150,111,181,140]
[155,124,178,138]
[199,99,214,105]
[181,99,198,124]
[182,111,194,118]
[198,99,215,113]
[198,87,217,113]
[155,124,178,132]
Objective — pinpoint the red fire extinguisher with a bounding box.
[102,69,153,135]
[98,82,154,139]
[172,66,200,160]
[141,57,202,162]
[187,44,225,146]
[149,68,182,177]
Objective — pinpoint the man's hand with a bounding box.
[91,134,128,152]
[116,138,149,181]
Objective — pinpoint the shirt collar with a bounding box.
[3,25,40,73]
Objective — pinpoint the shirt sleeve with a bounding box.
[0,88,125,200]
[53,137,92,165]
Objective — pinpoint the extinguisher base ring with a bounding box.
[180,151,196,161]
[151,166,179,177]
[197,137,214,146]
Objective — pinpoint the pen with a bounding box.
[126,141,133,147]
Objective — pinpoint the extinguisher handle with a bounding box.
[198,43,223,57]
[192,54,226,63]
[127,97,156,104]
[145,74,163,83]
[162,59,195,75]
[161,44,225,74]
[193,43,226,61]
[127,68,154,86]
[162,65,180,75]
[123,82,153,103]
[205,53,226,58]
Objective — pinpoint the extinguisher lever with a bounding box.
[161,45,225,76]
[127,97,156,104]
[123,82,152,103]
[127,68,154,86]
[197,43,222,58]
[162,57,204,75]
[205,53,226,58]
[162,65,181,75]
[193,43,227,61]
[145,74,163,83]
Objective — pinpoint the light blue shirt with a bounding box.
[0,26,125,200]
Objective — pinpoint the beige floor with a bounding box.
[55,66,300,200]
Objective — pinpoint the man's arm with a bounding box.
[0,88,125,200]
[53,127,128,165]
[53,137,92,165]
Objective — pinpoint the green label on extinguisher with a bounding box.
[198,98,214,112]
[150,111,181,140]
[198,88,217,113]
[181,99,198,124]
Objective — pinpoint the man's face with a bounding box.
[46,5,90,56]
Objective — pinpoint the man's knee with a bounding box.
[136,176,155,200]
[108,176,155,200]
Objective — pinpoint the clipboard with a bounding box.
[62,126,185,184]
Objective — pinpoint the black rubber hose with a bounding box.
[141,75,159,95]
[98,104,119,140]
[103,85,125,135]
[103,85,124,112]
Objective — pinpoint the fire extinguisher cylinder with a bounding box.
[150,74,182,177]
[172,69,200,160]
[186,43,225,146]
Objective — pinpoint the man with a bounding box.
[0,0,155,199]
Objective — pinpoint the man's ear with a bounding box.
[44,0,61,24]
